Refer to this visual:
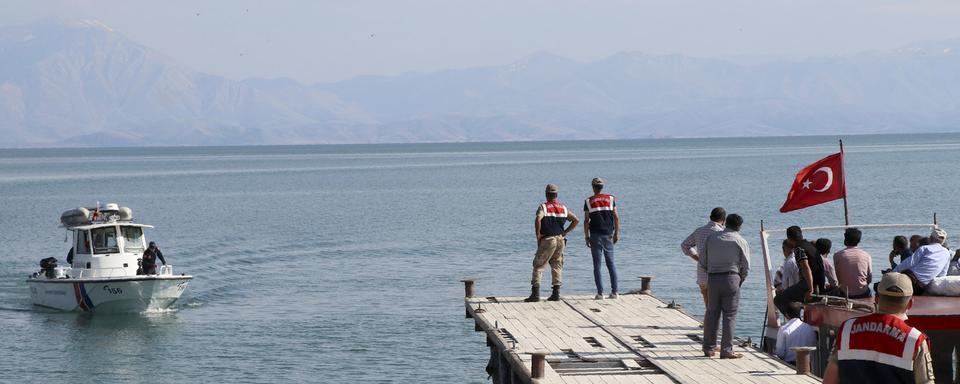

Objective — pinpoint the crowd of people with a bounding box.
[768,227,957,303]
[521,181,956,380]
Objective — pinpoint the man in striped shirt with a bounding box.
[681,207,726,307]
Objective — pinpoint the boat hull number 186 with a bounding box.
[103,285,122,295]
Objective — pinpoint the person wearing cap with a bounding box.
[823,272,935,384]
[700,213,749,359]
[893,228,951,295]
[140,241,166,275]
[583,177,620,300]
[681,207,726,308]
[525,184,579,302]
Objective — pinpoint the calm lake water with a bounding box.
[0,134,958,383]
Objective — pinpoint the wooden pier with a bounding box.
[462,280,821,384]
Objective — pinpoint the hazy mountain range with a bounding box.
[1,19,959,148]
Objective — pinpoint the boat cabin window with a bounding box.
[122,226,145,253]
[91,226,119,254]
[75,230,92,254]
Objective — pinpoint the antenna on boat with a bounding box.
[934,213,938,226]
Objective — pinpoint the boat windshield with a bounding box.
[122,226,145,253]
[91,226,119,254]
[75,230,92,254]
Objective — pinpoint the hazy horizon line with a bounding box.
[4,131,957,152]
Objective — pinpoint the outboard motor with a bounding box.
[40,257,58,279]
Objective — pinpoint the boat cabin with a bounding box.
[58,203,156,278]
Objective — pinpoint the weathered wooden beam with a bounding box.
[461,279,476,318]
[530,353,545,379]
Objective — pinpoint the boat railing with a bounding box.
[75,267,131,279]
[65,265,176,279]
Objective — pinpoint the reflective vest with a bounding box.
[584,194,616,235]
[836,313,926,384]
[539,201,569,237]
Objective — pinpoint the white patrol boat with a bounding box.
[26,203,192,313]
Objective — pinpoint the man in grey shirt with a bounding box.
[681,207,726,307]
[699,213,750,359]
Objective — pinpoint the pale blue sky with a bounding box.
[3,0,960,83]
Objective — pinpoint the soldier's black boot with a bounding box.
[524,285,540,302]
[547,285,561,301]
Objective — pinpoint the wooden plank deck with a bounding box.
[464,292,821,384]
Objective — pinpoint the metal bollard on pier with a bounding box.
[639,276,652,295]
[791,346,817,375]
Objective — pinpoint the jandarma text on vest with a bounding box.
[850,321,908,342]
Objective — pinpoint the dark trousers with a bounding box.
[774,282,809,317]
[141,264,158,275]
[703,273,741,354]
[589,233,618,295]
[902,270,927,295]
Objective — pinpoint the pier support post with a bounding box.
[462,278,476,318]
[791,346,816,375]
[499,349,512,384]
[531,352,546,379]
[461,279,475,298]
[639,276,652,295]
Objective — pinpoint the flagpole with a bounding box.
[840,139,849,225]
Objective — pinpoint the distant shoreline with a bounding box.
[3,131,959,152]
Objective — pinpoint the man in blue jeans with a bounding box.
[584,177,620,299]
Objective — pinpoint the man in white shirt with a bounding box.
[775,304,817,365]
[774,240,800,292]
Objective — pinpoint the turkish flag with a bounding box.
[779,152,845,213]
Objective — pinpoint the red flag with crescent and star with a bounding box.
[779,152,845,213]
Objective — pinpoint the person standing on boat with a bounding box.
[140,241,166,275]
[525,184,579,303]
[681,207,726,307]
[774,226,824,317]
[823,272,935,384]
[699,213,749,359]
[583,177,620,300]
